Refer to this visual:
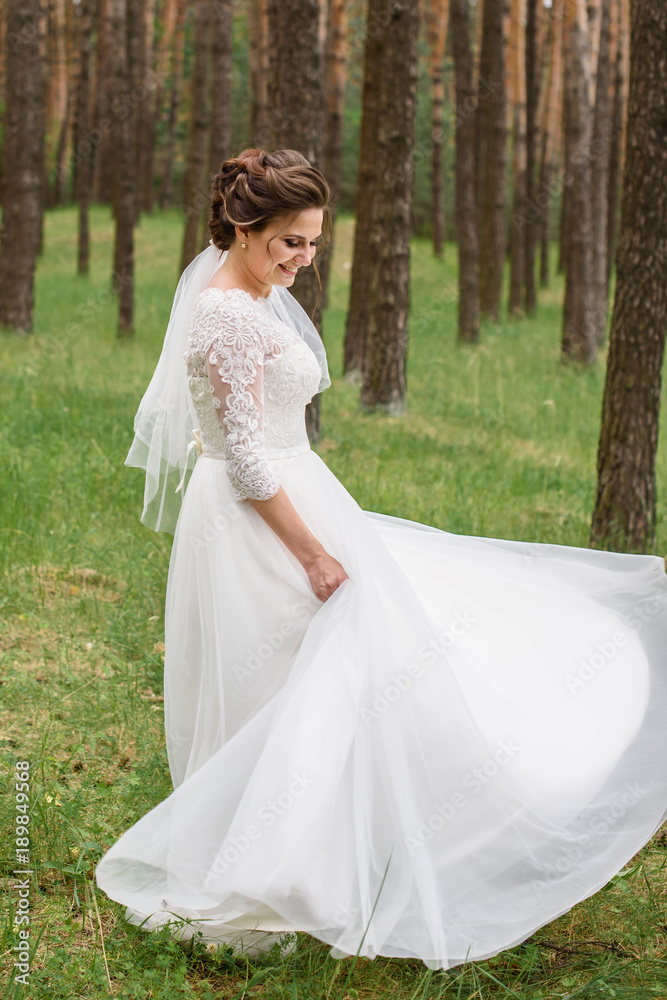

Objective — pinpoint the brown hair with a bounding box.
[209,147,332,292]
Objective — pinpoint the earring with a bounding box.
[241,242,247,249]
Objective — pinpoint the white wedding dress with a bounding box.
[95,284,667,970]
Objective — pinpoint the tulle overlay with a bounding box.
[96,446,667,970]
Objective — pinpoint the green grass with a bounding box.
[0,205,666,999]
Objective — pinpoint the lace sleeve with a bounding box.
[205,300,281,502]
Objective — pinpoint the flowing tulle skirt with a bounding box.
[95,448,667,969]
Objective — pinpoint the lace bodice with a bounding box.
[183,286,322,501]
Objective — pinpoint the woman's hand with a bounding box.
[303,552,349,602]
[248,487,348,600]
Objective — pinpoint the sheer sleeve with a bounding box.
[205,302,281,502]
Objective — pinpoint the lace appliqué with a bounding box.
[183,287,320,502]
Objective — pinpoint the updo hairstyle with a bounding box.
[209,148,332,271]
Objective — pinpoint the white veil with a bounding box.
[125,240,330,534]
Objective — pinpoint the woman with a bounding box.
[96,148,667,971]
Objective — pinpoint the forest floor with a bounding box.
[1,205,666,999]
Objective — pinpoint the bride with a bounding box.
[95,147,667,970]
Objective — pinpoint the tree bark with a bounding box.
[199,0,233,253]
[561,0,595,362]
[267,0,323,164]
[110,0,141,335]
[268,0,325,437]
[587,0,602,99]
[477,0,507,319]
[0,0,7,109]
[537,0,564,288]
[149,0,178,212]
[359,0,420,414]
[73,0,96,275]
[523,0,539,313]
[91,0,115,204]
[137,0,155,215]
[179,0,209,272]
[318,0,348,310]
[557,83,569,276]
[322,0,348,215]
[159,0,187,210]
[605,0,625,292]
[450,0,480,342]
[249,0,270,142]
[507,0,526,318]
[590,0,667,553]
[426,0,450,260]
[0,0,46,333]
[343,0,383,378]
[590,0,612,344]
[44,0,68,206]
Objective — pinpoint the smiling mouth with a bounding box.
[279,263,298,274]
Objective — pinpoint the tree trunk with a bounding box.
[477,0,507,319]
[137,0,155,215]
[149,0,178,212]
[561,0,595,362]
[590,0,667,553]
[537,0,564,288]
[159,0,187,210]
[605,0,625,292]
[426,0,450,260]
[0,0,46,333]
[359,0,420,414]
[44,0,68,207]
[92,0,115,204]
[319,0,348,309]
[343,0,383,378]
[179,0,209,273]
[322,0,347,214]
[111,0,141,336]
[507,0,526,317]
[249,0,270,143]
[52,92,73,207]
[587,0,602,98]
[523,0,539,313]
[199,0,233,253]
[268,0,322,165]
[268,0,324,437]
[0,0,7,109]
[450,0,480,342]
[590,0,612,344]
[73,0,96,275]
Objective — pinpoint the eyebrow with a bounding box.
[283,233,323,240]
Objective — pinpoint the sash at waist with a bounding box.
[200,441,312,463]
[175,432,312,494]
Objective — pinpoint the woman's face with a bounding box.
[244,207,324,287]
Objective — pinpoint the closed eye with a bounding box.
[284,239,320,248]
